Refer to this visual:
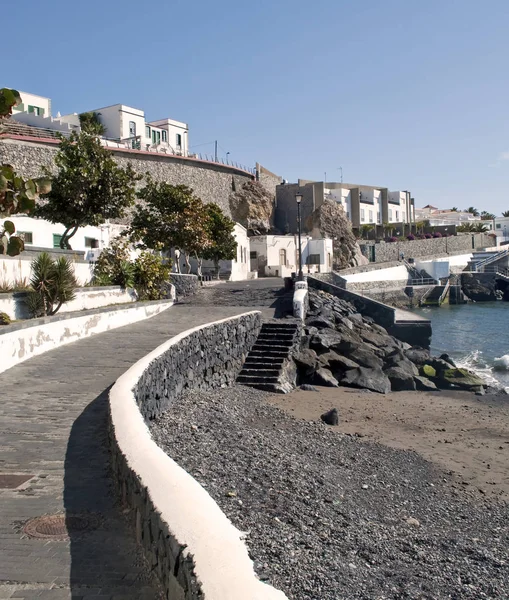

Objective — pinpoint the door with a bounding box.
[152,130,161,145]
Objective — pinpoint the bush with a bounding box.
[93,237,134,287]
[133,252,171,301]
[28,252,77,317]
[0,311,11,325]
[388,236,398,243]
[433,232,442,238]
[406,234,416,241]
[424,233,432,239]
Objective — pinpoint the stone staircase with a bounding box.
[237,322,299,393]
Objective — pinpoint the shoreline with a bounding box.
[269,386,509,501]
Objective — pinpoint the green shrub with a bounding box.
[0,311,11,325]
[133,252,171,301]
[92,237,134,287]
[29,252,77,316]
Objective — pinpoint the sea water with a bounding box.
[411,302,509,391]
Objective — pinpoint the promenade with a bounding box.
[0,279,283,600]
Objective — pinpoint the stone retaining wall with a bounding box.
[0,137,255,217]
[169,273,199,298]
[109,312,287,600]
[359,233,492,264]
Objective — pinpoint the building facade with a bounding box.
[275,180,415,234]
[249,234,333,278]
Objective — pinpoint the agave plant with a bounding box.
[28,252,77,317]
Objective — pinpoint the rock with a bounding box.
[294,349,319,376]
[427,357,456,375]
[319,351,360,374]
[344,345,384,370]
[440,368,485,391]
[305,316,336,330]
[439,353,456,367]
[313,367,339,387]
[309,330,344,354]
[421,364,437,378]
[461,272,498,302]
[338,317,354,330]
[414,376,438,391]
[300,384,318,392]
[229,180,274,234]
[385,366,417,391]
[404,348,431,365]
[406,517,420,527]
[340,367,391,395]
[384,351,419,376]
[320,408,339,425]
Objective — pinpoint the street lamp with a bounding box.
[295,193,304,280]
[445,228,448,253]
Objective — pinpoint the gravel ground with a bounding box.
[150,386,509,600]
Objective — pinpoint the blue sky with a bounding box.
[5,0,509,214]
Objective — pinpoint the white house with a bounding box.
[249,235,333,278]
[11,90,51,118]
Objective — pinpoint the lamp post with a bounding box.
[445,228,448,253]
[295,193,304,280]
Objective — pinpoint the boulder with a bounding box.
[319,351,360,373]
[343,345,384,370]
[305,316,336,330]
[404,348,431,366]
[413,376,438,391]
[300,384,318,392]
[420,364,436,378]
[439,353,456,367]
[385,366,417,391]
[314,367,339,387]
[309,330,344,354]
[294,349,319,376]
[384,351,419,376]
[320,408,339,425]
[340,367,391,394]
[427,357,455,375]
[439,368,485,391]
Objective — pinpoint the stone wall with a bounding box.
[169,273,199,298]
[359,233,493,264]
[108,312,288,600]
[0,137,255,217]
[256,163,283,202]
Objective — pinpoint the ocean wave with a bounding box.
[456,350,502,388]
[493,355,509,371]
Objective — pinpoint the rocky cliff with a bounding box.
[229,180,274,234]
[306,199,368,269]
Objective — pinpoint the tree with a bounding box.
[451,207,458,212]
[480,211,496,221]
[466,207,480,217]
[36,131,138,249]
[26,252,77,317]
[0,88,52,256]
[78,112,106,136]
[201,203,237,279]
[502,211,509,217]
[359,224,374,240]
[129,179,209,273]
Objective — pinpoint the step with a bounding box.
[248,350,289,358]
[239,368,281,378]
[243,360,284,369]
[238,382,283,393]
[257,332,296,340]
[237,374,280,385]
[252,344,292,353]
[261,324,298,332]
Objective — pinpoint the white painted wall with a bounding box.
[11,112,79,134]
[0,256,93,287]
[327,188,352,220]
[342,265,408,283]
[359,188,382,225]
[0,286,138,320]
[12,91,51,117]
[149,118,189,155]
[0,300,173,375]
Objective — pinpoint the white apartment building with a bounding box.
[249,235,333,278]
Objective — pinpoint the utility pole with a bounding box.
[324,171,327,184]
[214,141,218,162]
[338,166,343,183]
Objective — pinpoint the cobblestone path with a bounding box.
[0,281,282,600]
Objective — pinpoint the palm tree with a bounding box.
[466,207,480,217]
[502,210,509,217]
[480,211,496,221]
[451,207,458,212]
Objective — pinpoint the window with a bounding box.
[360,209,365,222]
[129,121,136,137]
[369,210,373,222]
[53,234,62,248]
[389,209,393,221]
[28,105,44,116]
[250,251,257,259]
[279,248,287,266]
[85,237,99,249]
[145,125,151,138]
[307,254,320,265]
[496,223,502,229]
[377,213,381,224]
[176,133,182,147]
[19,231,33,244]
[162,130,167,142]
[396,210,399,221]
[152,130,161,145]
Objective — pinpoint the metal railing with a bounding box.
[472,248,509,272]
[408,277,439,286]
[438,280,450,304]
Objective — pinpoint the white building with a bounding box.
[414,205,481,226]
[4,215,125,260]
[249,235,333,278]
[11,90,51,118]
[480,216,509,245]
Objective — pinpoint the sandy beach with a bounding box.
[269,386,509,501]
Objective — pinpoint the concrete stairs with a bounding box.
[237,322,299,393]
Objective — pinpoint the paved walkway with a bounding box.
[0,284,281,600]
